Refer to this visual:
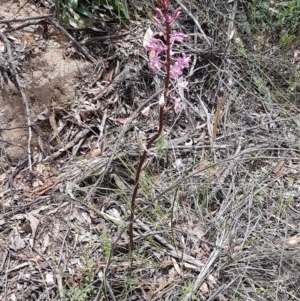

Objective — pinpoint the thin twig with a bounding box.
[3,252,10,301]
[49,19,97,64]
[182,232,224,301]
[2,195,51,219]
[135,217,204,269]
[174,0,212,47]
[0,31,33,171]
[206,279,236,301]
[4,20,44,33]
[0,14,53,24]
[56,272,64,300]
[207,138,242,202]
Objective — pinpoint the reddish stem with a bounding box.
[129,1,172,253]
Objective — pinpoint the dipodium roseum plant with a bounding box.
[129,0,190,253]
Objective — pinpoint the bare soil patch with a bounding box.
[0,0,90,162]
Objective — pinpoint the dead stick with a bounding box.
[0,14,53,24]
[4,20,44,33]
[49,19,97,64]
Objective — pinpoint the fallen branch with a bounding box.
[4,20,45,33]
[0,14,53,24]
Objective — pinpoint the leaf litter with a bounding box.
[0,0,300,300]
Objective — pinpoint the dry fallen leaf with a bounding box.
[110,117,128,125]
[212,95,226,144]
[285,233,300,247]
[143,27,153,48]
[171,257,182,275]
[227,22,235,41]
[207,274,217,287]
[0,41,5,53]
[200,282,209,294]
[42,233,50,253]
[27,213,40,248]
[111,173,127,190]
[86,147,102,159]
[273,161,285,175]
[45,273,55,286]
[49,111,59,138]
[0,172,7,183]
[9,227,25,251]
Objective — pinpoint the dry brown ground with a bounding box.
[0,0,300,300]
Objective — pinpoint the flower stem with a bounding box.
[129,1,172,254]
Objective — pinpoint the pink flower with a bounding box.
[170,63,184,79]
[170,54,190,79]
[176,53,191,68]
[154,5,181,26]
[154,7,164,18]
[157,0,170,9]
[145,37,166,54]
[144,2,190,113]
[172,8,181,22]
[153,16,162,26]
[159,94,165,106]
[142,105,151,116]
[145,37,167,71]
[178,80,189,89]
[149,53,163,71]
[171,31,187,44]
[174,97,184,113]
[166,7,181,24]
